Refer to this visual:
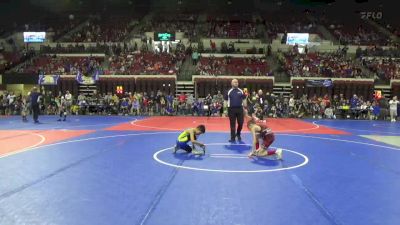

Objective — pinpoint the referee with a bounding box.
[224,79,246,142]
[29,87,42,124]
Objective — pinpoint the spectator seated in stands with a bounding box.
[206,15,260,39]
[357,46,400,58]
[0,49,36,73]
[197,55,268,76]
[263,11,321,42]
[362,57,400,80]
[17,55,104,75]
[1,86,395,122]
[327,22,392,46]
[141,14,199,41]
[106,51,185,75]
[62,16,135,42]
[282,50,366,78]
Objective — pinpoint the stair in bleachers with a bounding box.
[56,18,91,42]
[375,85,392,98]
[366,19,398,43]
[176,81,194,95]
[128,13,154,39]
[273,82,292,98]
[178,55,197,81]
[268,55,290,83]
[79,84,98,97]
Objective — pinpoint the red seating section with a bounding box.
[20,56,104,75]
[364,57,400,80]
[198,57,268,76]
[106,52,185,75]
[284,52,362,78]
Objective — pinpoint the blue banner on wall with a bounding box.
[306,79,333,87]
[38,74,60,85]
[76,70,99,85]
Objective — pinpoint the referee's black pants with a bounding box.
[32,104,40,122]
[228,107,244,140]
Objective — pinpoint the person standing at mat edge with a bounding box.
[29,87,42,124]
[389,96,399,122]
[225,79,246,142]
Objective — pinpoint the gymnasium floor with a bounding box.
[0,115,399,225]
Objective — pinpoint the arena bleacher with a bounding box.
[0,1,399,119]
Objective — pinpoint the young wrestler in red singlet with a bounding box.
[246,112,282,159]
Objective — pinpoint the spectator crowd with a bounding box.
[282,50,366,78]
[197,55,269,76]
[1,89,398,123]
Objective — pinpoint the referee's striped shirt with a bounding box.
[225,88,245,108]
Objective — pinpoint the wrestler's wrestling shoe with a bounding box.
[275,148,283,160]
[192,149,204,155]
